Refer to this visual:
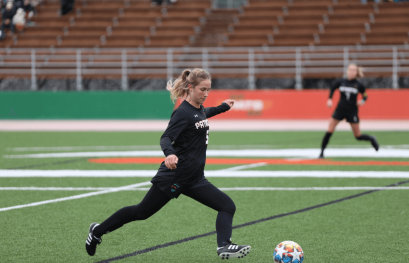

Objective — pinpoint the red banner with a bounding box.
[176,89,409,119]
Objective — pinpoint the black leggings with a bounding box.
[93,183,236,247]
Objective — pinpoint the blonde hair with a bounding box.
[347,63,364,78]
[166,68,211,103]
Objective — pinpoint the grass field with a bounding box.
[1,131,409,262]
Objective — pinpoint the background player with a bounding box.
[319,63,379,158]
[85,68,251,260]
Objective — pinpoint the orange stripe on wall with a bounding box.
[176,89,409,120]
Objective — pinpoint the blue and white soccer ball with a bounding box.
[273,240,304,263]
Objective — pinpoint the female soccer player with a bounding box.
[85,68,251,259]
[319,63,379,158]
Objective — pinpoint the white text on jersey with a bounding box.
[195,119,209,129]
[339,86,358,94]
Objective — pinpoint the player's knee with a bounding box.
[131,205,154,221]
[222,199,236,215]
[133,212,152,221]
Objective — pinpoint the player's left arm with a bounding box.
[204,99,234,118]
[357,84,368,106]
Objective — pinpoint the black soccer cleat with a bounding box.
[371,136,379,151]
[85,222,102,256]
[217,243,251,259]
[318,152,324,159]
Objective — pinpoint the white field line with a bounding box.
[1,120,408,131]
[0,170,157,177]
[5,148,409,159]
[218,187,409,191]
[9,144,409,152]
[0,187,147,191]
[1,170,409,178]
[0,181,151,212]
[217,162,268,171]
[7,145,161,152]
[2,186,409,191]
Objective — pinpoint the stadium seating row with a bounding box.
[224,0,409,47]
[1,0,408,48]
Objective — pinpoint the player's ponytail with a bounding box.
[347,63,364,79]
[166,68,211,103]
[357,65,364,78]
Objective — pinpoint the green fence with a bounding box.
[0,91,175,119]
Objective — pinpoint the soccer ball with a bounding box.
[273,240,304,263]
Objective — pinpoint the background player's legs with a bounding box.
[319,118,340,158]
[93,184,171,238]
[350,123,379,151]
[350,122,362,138]
[183,183,236,247]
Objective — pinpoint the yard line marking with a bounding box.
[218,187,409,191]
[88,157,409,166]
[0,170,156,177]
[1,170,409,178]
[8,146,161,152]
[0,181,151,212]
[5,148,409,159]
[2,186,409,191]
[0,187,145,191]
[8,145,409,152]
[4,150,163,159]
[217,162,268,171]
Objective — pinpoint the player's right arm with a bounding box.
[160,108,188,169]
[164,154,178,170]
[327,79,341,108]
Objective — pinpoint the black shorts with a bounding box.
[332,109,359,123]
[151,177,211,199]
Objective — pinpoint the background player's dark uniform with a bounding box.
[330,78,367,123]
[152,100,230,197]
[319,78,378,158]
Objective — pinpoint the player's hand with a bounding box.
[223,99,235,108]
[357,100,365,106]
[165,154,178,170]
[327,99,333,108]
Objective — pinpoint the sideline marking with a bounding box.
[8,146,161,152]
[0,187,146,191]
[95,179,409,263]
[1,170,409,178]
[10,144,409,152]
[0,181,151,212]
[5,148,409,158]
[87,157,409,166]
[219,187,409,191]
[217,162,268,171]
[2,186,409,191]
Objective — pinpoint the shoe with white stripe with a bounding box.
[217,243,251,259]
[85,222,102,256]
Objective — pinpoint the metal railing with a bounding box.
[1,45,409,90]
[212,0,248,9]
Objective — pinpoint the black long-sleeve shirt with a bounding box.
[329,78,367,112]
[2,7,16,20]
[152,100,230,185]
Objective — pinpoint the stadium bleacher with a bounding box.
[0,0,408,88]
[1,0,408,49]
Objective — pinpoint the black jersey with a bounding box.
[152,100,230,185]
[329,78,367,112]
